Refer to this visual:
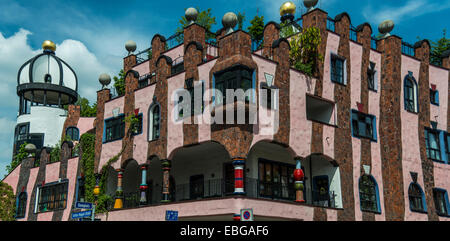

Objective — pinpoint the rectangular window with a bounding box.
[138,74,150,89]
[306,94,336,126]
[38,181,69,213]
[105,115,125,142]
[76,177,85,202]
[368,62,377,91]
[331,54,345,85]
[258,159,295,200]
[430,89,439,106]
[132,114,143,136]
[214,66,253,105]
[433,189,449,216]
[351,110,377,141]
[425,128,442,162]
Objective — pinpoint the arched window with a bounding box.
[408,183,427,213]
[359,175,381,213]
[66,126,79,141]
[404,73,418,113]
[16,192,27,219]
[148,104,160,141]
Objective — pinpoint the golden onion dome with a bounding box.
[42,40,56,52]
[280,1,296,16]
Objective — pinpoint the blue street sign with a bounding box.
[72,210,93,219]
[75,202,94,209]
[165,210,178,221]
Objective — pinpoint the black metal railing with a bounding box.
[279,18,302,39]
[171,56,185,75]
[166,32,184,50]
[402,41,415,57]
[326,16,335,32]
[175,179,230,202]
[371,37,378,50]
[350,26,358,42]
[135,47,152,64]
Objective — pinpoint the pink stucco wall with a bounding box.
[433,162,450,221]
[167,73,185,159]
[369,50,385,221]
[77,117,95,135]
[100,96,125,169]
[132,61,150,76]
[429,65,448,130]
[164,45,184,65]
[2,165,21,194]
[45,162,60,184]
[197,59,216,143]
[400,55,428,221]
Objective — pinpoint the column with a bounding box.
[232,158,245,195]
[113,169,124,209]
[139,164,148,205]
[161,159,172,203]
[294,159,305,203]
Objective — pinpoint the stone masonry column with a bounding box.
[232,157,246,195]
[161,159,172,203]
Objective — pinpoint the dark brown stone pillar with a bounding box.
[262,22,280,58]
[377,35,405,221]
[94,89,111,173]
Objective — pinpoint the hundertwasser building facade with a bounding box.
[3,2,450,221]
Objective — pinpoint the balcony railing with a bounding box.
[107,178,337,210]
[135,47,152,64]
[402,41,415,57]
[350,26,358,42]
[166,32,184,50]
[326,16,335,32]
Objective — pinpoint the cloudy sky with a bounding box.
[0,0,449,178]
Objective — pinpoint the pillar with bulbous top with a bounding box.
[113,169,124,209]
[161,160,172,203]
[294,159,305,203]
[139,164,149,205]
[232,158,246,195]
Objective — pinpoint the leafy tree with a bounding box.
[280,21,300,38]
[75,97,97,117]
[113,69,125,96]
[5,142,28,176]
[430,29,450,65]
[175,7,216,42]
[289,27,323,77]
[248,15,264,49]
[0,182,15,221]
[237,12,246,30]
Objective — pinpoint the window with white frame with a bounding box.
[148,104,160,141]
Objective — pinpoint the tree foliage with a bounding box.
[237,12,246,30]
[75,97,97,117]
[248,15,264,49]
[113,69,125,97]
[431,29,450,65]
[5,142,28,176]
[0,181,16,221]
[176,7,216,42]
[289,27,323,77]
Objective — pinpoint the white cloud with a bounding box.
[363,0,450,25]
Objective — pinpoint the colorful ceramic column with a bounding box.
[113,169,124,209]
[139,164,148,205]
[233,213,241,221]
[294,159,305,203]
[232,157,246,195]
[161,159,172,203]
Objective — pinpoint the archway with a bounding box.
[122,159,140,208]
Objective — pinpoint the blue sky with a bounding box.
[0,0,449,178]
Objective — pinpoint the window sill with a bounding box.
[352,134,377,142]
[405,109,419,115]
[361,209,381,215]
[410,209,428,214]
[331,80,347,86]
[103,138,124,144]
[308,118,338,128]
[431,103,439,106]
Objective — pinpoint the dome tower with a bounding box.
[13,40,78,154]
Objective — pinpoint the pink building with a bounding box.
[3,3,450,221]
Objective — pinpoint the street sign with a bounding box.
[72,210,93,219]
[240,209,254,221]
[165,210,178,221]
[75,202,94,210]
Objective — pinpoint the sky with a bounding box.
[0,0,449,178]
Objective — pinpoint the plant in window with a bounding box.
[289,27,323,77]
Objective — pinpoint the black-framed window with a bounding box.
[359,175,379,213]
[424,128,442,162]
[331,54,345,85]
[430,89,439,106]
[66,126,79,141]
[351,110,377,141]
[149,105,160,141]
[15,123,30,142]
[258,159,295,200]
[409,183,426,213]
[37,181,69,213]
[404,75,418,112]
[138,74,150,89]
[76,177,85,202]
[132,114,143,136]
[214,65,253,105]
[178,79,204,119]
[433,188,449,216]
[105,115,125,142]
[445,134,450,162]
[16,192,27,219]
[368,62,376,91]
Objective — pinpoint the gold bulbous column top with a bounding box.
[280,1,296,16]
[42,40,56,52]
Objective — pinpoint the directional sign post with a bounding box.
[165,210,178,221]
[72,210,93,219]
[75,202,94,210]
